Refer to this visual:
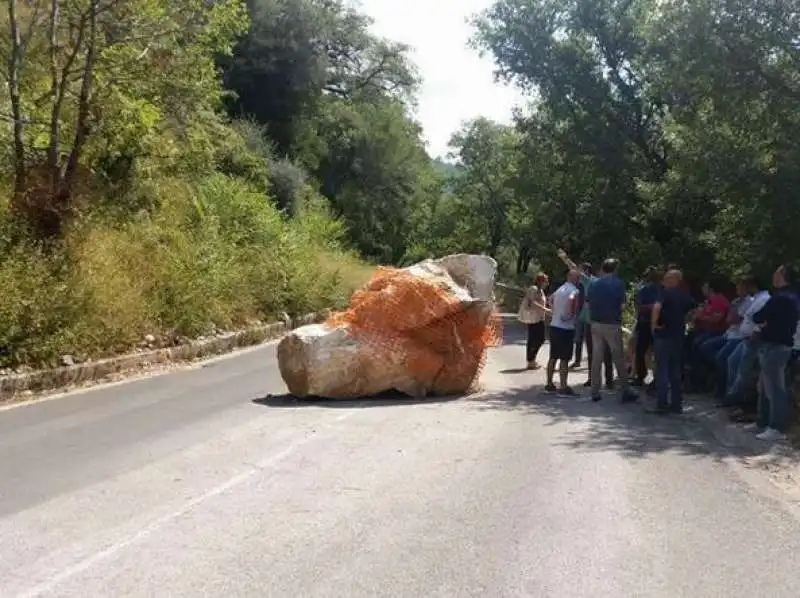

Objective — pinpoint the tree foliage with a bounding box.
[435,0,800,282]
[2,0,797,367]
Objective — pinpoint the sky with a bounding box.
[356,0,528,159]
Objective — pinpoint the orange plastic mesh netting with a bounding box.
[326,266,502,393]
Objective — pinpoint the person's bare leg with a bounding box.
[546,359,556,387]
[559,359,569,389]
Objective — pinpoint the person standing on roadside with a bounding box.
[545,270,580,395]
[750,265,800,442]
[557,251,613,388]
[570,264,590,370]
[518,272,551,370]
[632,267,661,387]
[586,258,638,403]
[649,269,697,415]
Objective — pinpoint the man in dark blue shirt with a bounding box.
[750,265,800,441]
[633,267,661,386]
[586,258,637,403]
[650,269,697,414]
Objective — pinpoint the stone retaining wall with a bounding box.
[0,310,332,399]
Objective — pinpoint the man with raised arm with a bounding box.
[557,249,614,389]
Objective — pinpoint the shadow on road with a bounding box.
[498,368,536,375]
[253,391,462,409]
[469,384,764,461]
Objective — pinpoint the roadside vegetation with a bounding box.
[1,0,797,368]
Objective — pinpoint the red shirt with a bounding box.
[696,292,730,332]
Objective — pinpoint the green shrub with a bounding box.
[268,158,308,216]
[0,174,372,368]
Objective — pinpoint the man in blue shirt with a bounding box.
[586,258,638,403]
[650,269,697,414]
[556,251,614,388]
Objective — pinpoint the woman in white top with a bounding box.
[518,272,550,369]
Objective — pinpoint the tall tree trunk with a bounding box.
[62,0,97,196]
[7,0,26,198]
[46,0,61,190]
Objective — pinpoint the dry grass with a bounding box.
[0,175,374,368]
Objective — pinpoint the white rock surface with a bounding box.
[277,254,498,398]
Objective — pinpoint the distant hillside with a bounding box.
[432,157,457,175]
[432,157,460,181]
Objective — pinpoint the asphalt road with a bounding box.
[2,318,800,597]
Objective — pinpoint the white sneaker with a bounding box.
[755,428,787,442]
[742,423,760,432]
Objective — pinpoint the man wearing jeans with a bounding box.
[749,265,799,442]
[725,280,771,404]
[649,269,697,414]
[695,276,756,399]
[586,258,638,403]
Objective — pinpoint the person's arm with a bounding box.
[752,297,775,325]
[684,295,699,323]
[618,280,627,313]
[531,289,551,313]
[556,248,579,271]
[651,301,663,334]
[566,292,578,319]
[697,297,727,325]
[727,302,744,325]
[639,287,659,314]
[533,299,552,313]
[522,286,536,309]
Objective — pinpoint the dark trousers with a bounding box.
[655,335,684,409]
[526,321,546,363]
[634,321,653,383]
[585,322,613,384]
[574,320,586,363]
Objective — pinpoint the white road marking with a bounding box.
[15,408,360,598]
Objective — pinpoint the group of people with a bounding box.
[517,249,637,404]
[517,251,800,442]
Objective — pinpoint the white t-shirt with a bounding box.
[740,290,771,337]
[518,285,546,324]
[725,295,753,339]
[550,282,579,330]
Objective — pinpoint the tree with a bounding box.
[467,0,800,281]
[447,118,520,258]
[313,96,432,263]
[0,0,248,238]
[220,0,417,157]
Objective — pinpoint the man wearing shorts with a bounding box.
[545,270,580,395]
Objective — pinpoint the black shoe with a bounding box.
[670,405,684,415]
[620,390,638,404]
[591,394,603,402]
[630,379,644,387]
[558,386,577,396]
[544,383,558,392]
[583,380,592,387]
[605,381,614,391]
[646,405,670,415]
[569,361,581,370]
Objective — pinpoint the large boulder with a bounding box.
[277,254,500,398]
